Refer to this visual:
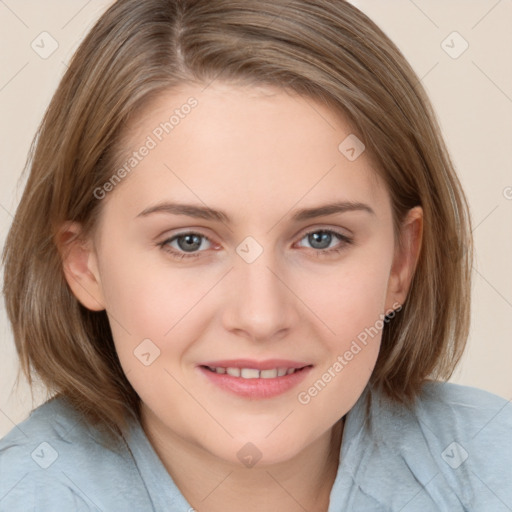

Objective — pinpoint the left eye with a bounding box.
[297,229,351,251]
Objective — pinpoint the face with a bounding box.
[62,82,421,467]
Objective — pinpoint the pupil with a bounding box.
[310,231,331,249]
[178,234,201,252]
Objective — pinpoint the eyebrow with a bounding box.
[136,200,375,224]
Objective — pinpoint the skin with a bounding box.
[59,82,422,512]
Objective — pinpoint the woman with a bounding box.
[1,1,510,510]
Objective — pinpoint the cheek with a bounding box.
[99,247,204,335]
[292,262,390,429]
[95,245,198,375]
[296,254,392,341]
[291,250,392,404]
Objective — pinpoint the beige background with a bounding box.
[1,0,511,437]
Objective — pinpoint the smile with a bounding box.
[203,366,302,378]
[198,360,313,399]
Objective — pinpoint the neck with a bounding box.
[142,411,344,512]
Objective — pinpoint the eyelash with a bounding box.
[157,228,353,261]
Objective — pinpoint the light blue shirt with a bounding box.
[1,381,511,511]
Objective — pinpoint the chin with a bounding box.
[209,431,313,469]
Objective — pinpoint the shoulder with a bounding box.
[368,380,512,444]
[336,381,512,511]
[405,382,512,509]
[415,379,511,419]
[408,381,512,456]
[0,397,152,511]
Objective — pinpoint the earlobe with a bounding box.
[56,221,106,311]
[385,206,423,309]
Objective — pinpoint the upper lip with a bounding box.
[199,359,312,370]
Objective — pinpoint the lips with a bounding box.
[197,359,313,399]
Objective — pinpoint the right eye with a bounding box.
[158,231,215,260]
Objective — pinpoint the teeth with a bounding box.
[260,369,278,379]
[226,367,240,377]
[208,366,299,379]
[240,368,260,379]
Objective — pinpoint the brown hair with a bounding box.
[2,0,472,435]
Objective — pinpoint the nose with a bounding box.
[221,250,299,343]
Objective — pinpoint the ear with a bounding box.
[55,221,106,311]
[385,206,423,311]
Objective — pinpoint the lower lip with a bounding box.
[198,366,313,399]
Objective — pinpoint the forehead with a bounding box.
[106,82,387,223]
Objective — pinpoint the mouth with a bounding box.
[201,365,309,379]
[197,359,313,399]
